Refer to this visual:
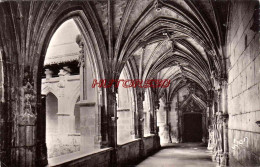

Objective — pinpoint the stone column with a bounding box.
[135,89,145,159]
[176,92,181,143]
[206,102,212,144]
[36,95,48,166]
[16,68,37,167]
[106,85,118,166]
[154,100,160,135]
[136,90,144,138]
[150,104,155,134]
[164,101,172,143]
[202,112,207,143]
[107,86,118,147]
[179,107,183,143]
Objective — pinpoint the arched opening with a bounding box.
[29,5,109,164]
[42,19,82,159]
[38,12,107,165]
[117,67,135,144]
[45,93,59,158]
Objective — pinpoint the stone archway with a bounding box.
[179,93,207,143]
[34,7,108,166]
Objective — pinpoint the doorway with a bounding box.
[183,114,202,142]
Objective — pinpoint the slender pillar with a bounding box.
[150,92,155,134]
[202,112,207,143]
[150,109,155,134]
[154,100,160,135]
[164,101,172,143]
[36,95,48,166]
[137,90,144,138]
[176,92,181,142]
[76,34,87,101]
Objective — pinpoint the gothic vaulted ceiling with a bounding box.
[0,0,229,101]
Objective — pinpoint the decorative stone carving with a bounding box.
[209,111,225,164]
[76,34,85,67]
[207,125,214,150]
[18,68,37,126]
[57,68,70,89]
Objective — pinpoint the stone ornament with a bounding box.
[18,68,37,126]
[76,34,85,68]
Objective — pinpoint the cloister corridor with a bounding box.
[135,143,216,167]
[0,0,260,167]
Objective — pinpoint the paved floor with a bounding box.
[135,143,217,167]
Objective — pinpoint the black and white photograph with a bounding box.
[0,0,259,166]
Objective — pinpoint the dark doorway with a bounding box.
[183,114,202,142]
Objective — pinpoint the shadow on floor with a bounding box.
[125,143,216,167]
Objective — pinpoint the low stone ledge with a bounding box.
[48,148,113,167]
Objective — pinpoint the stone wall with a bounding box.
[51,148,112,167]
[117,135,160,166]
[143,135,160,157]
[49,135,160,166]
[117,139,141,166]
[226,1,260,166]
[47,133,80,158]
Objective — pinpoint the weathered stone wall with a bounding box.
[49,135,160,166]
[226,1,260,166]
[51,148,112,167]
[142,135,160,157]
[117,135,160,166]
[117,139,141,166]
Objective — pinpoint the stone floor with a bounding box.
[134,143,217,167]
